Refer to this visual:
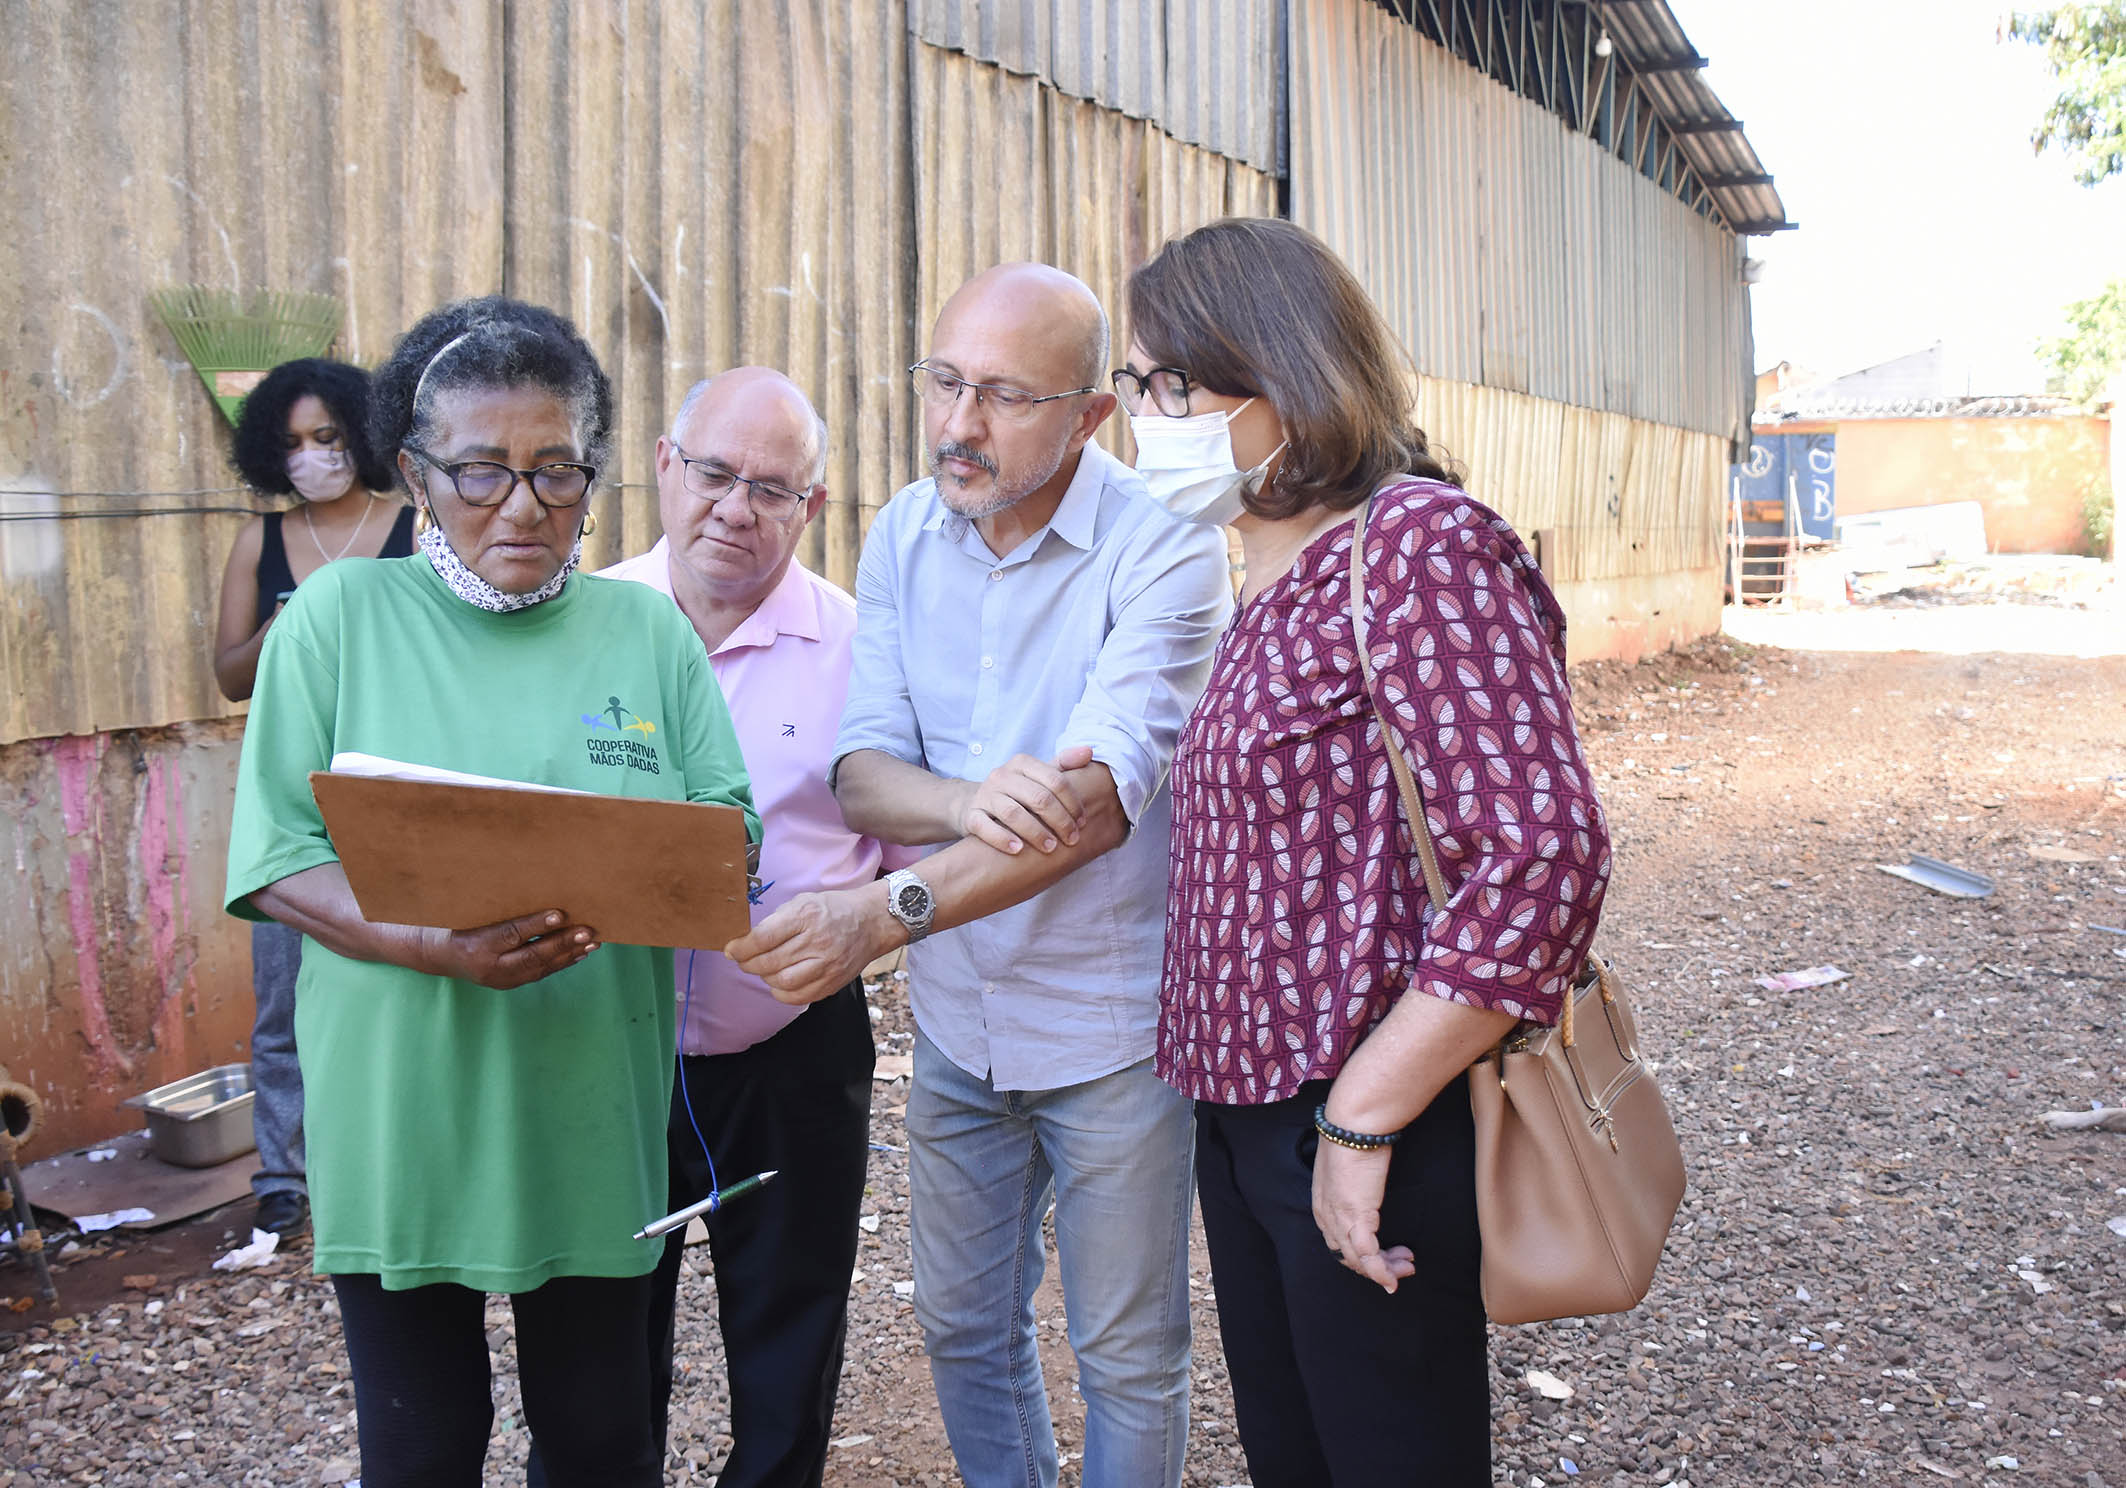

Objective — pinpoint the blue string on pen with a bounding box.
[674,878,774,1215]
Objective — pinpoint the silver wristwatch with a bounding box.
[883,868,936,944]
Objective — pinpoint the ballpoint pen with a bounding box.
[634,1169,779,1241]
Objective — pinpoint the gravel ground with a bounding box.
[4,627,2124,1488]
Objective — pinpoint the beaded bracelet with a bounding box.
[1313,1104,1403,1151]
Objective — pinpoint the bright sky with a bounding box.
[1667,0,2126,393]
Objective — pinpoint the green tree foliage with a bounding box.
[2036,279,2126,402]
[2011,4,2126,184]
[2015,9,2126,401]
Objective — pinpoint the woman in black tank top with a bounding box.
[213,358,409,1241]
[214,359,409,702]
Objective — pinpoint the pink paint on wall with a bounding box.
[50,733,128,1076]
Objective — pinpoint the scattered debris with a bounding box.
[1752,965,1850,993]
[73,1207,155,1233]
[84,1148,118,1163]
[2027,843,2103,864]
[1525,1369,1575,1401]
[2039,1107,2126,1133]
[120,1273,157,1291]
[873,1054,914,1082]
[210,1226,280,1272]
[1874,855,1995,898]
[2105,1216,2126,1239]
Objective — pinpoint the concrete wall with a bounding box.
[1780,416,2112,556]
[0,723,253,1156]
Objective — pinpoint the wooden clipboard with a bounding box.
[310,771,752,950]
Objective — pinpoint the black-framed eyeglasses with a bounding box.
[406,446,596,508]
[908,361,1096,423]
[1110,365,1198,418]
[670,442,811,518]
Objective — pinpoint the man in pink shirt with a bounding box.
[599,367,909,1488]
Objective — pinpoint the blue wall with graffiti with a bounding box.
[1735,432,1837,538]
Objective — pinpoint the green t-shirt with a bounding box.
[224,554,760,1292]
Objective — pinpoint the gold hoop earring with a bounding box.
[414,504,434,535]
[581,509,598,537]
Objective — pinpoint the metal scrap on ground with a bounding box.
[1875,854,1996,898]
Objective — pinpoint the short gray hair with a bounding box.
[1079,304,1112,390]
[670,377,830,486]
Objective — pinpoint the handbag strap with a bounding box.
[1346,489,1577,1050]
[1346,492,1450,910]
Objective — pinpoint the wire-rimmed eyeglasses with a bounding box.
[670,443,811,518]
[909,361,1096,423]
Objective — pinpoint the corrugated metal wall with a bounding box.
[911,40,1278,442]
[1,0,1278,748]
[0,0,1281,1146]
[1288,0,1747,441]
[910,0,1285,173]
[1287,0,1740,657]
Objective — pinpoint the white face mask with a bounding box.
[287,447,356,504]
[1129,398,1285,526]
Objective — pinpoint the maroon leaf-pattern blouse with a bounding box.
[1157,479,1612,1106]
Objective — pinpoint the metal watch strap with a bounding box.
[883,867,934,944]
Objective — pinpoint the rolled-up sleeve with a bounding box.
[832,504,925,780]
[1059,520,1233,825]
[1362,512,1611,1026]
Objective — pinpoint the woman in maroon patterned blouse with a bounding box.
[1117,219,1612,1485]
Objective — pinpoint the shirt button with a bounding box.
[988,569,1003,582]
[981,656,994,669]
[969,742,984,756]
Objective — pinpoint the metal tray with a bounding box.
[122,1064,257,1168]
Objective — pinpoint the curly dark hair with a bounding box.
[369,296,614,492]
[228,358,395,496]
[1125,218,1461,521]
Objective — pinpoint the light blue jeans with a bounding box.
[249,919,306,1198]
[907,1027,1194,1488]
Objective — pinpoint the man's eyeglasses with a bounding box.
[1109,365,1198,419]
[909,362,1096,423]
[406,446,596,508]
[671,443,811,517]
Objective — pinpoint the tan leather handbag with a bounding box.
[1347,493,1686,1325]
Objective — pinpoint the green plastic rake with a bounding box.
[149,286,344,426]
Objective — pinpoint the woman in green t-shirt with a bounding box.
[225,297,758,1488]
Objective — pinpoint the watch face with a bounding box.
[895,881,930,919]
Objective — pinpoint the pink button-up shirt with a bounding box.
[599,539,913,1055]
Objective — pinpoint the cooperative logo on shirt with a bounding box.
[582,696,662,775]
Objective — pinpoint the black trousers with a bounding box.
[649,978,875,1488]
[333,1270,660,1488]
[1193,1075,1491,1487]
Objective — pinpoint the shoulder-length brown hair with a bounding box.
[1125,218,1460,519]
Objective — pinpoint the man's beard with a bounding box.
[930,439,1062,521]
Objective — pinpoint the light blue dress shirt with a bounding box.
[835,442,1234,1090]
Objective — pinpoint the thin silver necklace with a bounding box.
[304,494,378,563]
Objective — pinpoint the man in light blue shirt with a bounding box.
[729,263,1232,1488]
